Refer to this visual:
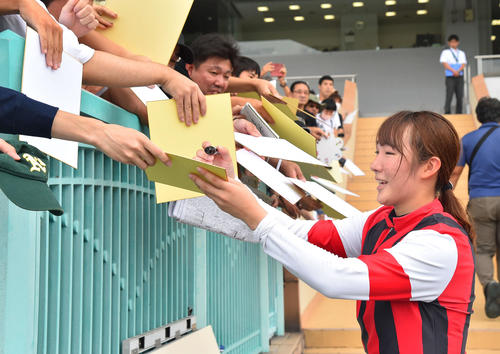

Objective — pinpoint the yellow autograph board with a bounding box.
[261,96,317,157]
[98,0,193,65]
[147,94,236,203]
[146,154,227,194]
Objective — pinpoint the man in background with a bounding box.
[450,97,500,318]
[318,75,335,103]
[440,34,467,114]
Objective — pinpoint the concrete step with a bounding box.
[264,332,304,354]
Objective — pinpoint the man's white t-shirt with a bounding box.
[0,0,94,64]
[439,48,467,76]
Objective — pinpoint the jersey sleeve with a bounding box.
[254,216,458,302]
[0,86,58,138]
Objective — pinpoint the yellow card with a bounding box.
[147,94,236,203]
[321,204,345,220]
[261,96,317,157]
[98,0,193,65]
[237,91,260,100]
[145,154,227,194]
[296,162,336,182]
[282,96,299,115]
[327,160,343,183]
[263,94,296,120]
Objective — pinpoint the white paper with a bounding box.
[340,167,350,175]
[234,132,327,167]
[310,176,360,197]
[343,109,358,125]
[236,149,304,204]
[316,135,343,164]
[240,103,279,138]
[344,158,365,176]
[131,85,169,104]
[21,27,81,168]
[288,178,361,218]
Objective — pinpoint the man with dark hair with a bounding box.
[440,34,467,114]
[451,97,500,318]
[233,56,261,79]
[186,33,239,95]
[318,75,335,102]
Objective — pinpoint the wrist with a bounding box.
[244,207,268,230]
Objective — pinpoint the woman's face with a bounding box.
[370,132,418,212]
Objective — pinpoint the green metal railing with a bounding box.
[0,30,284,354]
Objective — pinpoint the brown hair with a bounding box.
[377,111,475,243]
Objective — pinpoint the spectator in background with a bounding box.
[316,98,343,137]
[291,81,327,140]
[233,56,260,79]
[450,97,500,318]
[440,34,467,114]
[304,94,323,119]
[318,75,335,102]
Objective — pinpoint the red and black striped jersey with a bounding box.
[254,199,475,354]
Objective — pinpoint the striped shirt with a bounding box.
[254,199,475,354]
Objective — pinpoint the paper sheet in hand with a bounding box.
[316,136,343,165]
[98,0,193,65]
[261,96,317,157]
[310,176,359,197]
[240,103,279,138]
[21,27,81,168]
[237,91,261,100]
[234,133,327,167]
[236,149,304,204]
[263,94,296,120]
[343,109,358,125]
[288,178,361,218]
[146,153,227,194]
[282,96,299,115]
[131,86,168,105]
[343,158,365,176]
[147,94,236,203]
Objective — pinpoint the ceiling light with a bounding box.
[294,16,305,21]
[257,6,269,12]
[418,0,429,3]
[321,3,332,9]
[385,0,396,5]
[492,35,497,41]
[264,17,275,23]
[324,14,335,20]
[492,19,500,25]
[289,4,300,10]
[417,9,428,15]
[385,11,396,16]
[352,2,364,7]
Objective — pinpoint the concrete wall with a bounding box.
[243,46,447,117]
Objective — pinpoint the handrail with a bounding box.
[287,74,357,82]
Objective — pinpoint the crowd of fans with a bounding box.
[1,0,353,221]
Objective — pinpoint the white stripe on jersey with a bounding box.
[386,230,458,302]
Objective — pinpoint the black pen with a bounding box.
[204,146,219,155]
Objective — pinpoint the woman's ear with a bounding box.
[421,156,441,179]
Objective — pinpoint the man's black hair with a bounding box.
[322,98,337,111]
[448,34,459,42]
[233,56,261,77]
[319,75,334,85]
[476,97,500,123]
[190,33,240,69]
[290,81,310,93]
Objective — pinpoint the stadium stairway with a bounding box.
[301,114,500,354]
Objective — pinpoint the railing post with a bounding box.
[0,193,40,354]
[259,250,270,351]
[275,263,285,336]
[193,227,207,328]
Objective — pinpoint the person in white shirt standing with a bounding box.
[440,34,467,114]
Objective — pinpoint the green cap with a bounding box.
[307,94,323,106]
[0,140,63,216]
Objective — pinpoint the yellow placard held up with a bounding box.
[147,94,236,203]
[146,154,227,194]
[261,96,317,157]
[282,96,299,115]
[237,91,260,100]
[98,0,193,65]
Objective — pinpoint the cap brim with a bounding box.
[0,171,63,215]
[177,43,193,64]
